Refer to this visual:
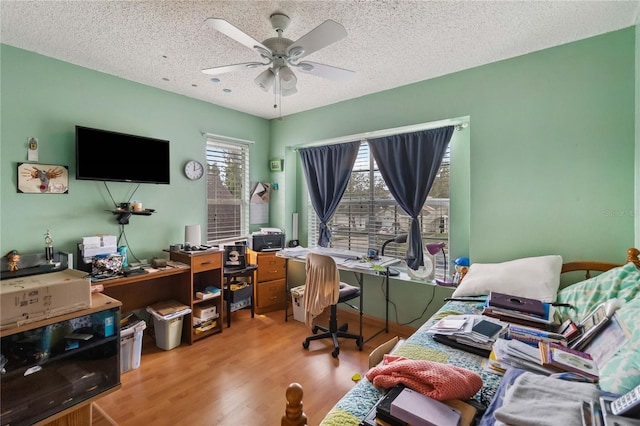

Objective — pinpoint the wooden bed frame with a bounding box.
[280,247,640,426]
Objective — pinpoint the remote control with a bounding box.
[611,384,640,417]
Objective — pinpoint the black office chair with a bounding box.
[302,253,363,358]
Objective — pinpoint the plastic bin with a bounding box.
[290,285,305,323]
[147,301,191,351]
[120,314,146,373]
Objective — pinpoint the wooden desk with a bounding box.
[100,251,224,345]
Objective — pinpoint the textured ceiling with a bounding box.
[2,1,639,120]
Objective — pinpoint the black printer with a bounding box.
[248,233,285,252]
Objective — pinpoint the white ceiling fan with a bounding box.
[201,13,354,97]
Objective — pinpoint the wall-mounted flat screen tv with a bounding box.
[76,126,170,184]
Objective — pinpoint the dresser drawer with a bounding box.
[191,252,222,273]
[256,255,286,282]
[256,279,286,309]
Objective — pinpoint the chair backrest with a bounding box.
[303,253,341,326]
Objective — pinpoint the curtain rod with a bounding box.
[290,117,469,152]
[201,132,255,145]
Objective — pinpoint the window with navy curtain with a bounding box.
[299,141,360,247]
[368,126,453,270]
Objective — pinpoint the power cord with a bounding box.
[118,224,141,264]
[381,276,437,326]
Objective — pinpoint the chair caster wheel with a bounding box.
[312,326,319,334]
[332,348,339,358]
[302,340,310,349]
[356,337,363,350]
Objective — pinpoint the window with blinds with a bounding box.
[308,141,450,269]
[206,139,249,244]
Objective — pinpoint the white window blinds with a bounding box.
[206,139,249,243]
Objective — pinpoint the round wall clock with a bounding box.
[184,160,204,180]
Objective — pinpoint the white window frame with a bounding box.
[205,137,250,244]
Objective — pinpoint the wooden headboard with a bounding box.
[561,247,640,279]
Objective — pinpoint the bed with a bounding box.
[280,247,640,426]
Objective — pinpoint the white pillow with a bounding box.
[451,255,563,302]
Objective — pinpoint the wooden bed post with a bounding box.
[627,247,640,268]
[282,383,307,426]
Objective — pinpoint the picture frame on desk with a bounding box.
[224,245,246,269]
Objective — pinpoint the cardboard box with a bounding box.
[1,269,91,328]
[193,304,217,321]
[79,244,118,257]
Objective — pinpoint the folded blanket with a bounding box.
[494,372,600,426]
[365,355,483,401]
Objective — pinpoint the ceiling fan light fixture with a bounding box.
[255,68,275,91]
[281,86,298,97]
[279,66,297,89]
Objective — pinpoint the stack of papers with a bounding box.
[428,315,507,351]
[492,338,599,382]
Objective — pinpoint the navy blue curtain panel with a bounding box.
[299,141,360,247]
[368,126,453,270]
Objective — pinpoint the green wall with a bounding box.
[0,45,270,261]
[270,28,636,326]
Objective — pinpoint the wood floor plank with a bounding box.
[95,308,414,425]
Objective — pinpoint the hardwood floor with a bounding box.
[95,308,414,425]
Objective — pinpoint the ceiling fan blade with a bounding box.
[204,17,271,54]
[201,62,266,75]
[287,20,347,60]
[296,61,354,81]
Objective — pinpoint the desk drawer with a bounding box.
[256,279,286,309]
[192,252,222,273]
[256,255,286,282]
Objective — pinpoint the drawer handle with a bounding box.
[269,269,278,273]
[200,261,213,266]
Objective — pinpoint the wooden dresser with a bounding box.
[247,249,287,314]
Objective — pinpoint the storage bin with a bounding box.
[290,285,305,323]
[147,301,191,351]
[120,314,146,373]
[224,282,253,302]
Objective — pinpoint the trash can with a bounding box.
[120,312,146,373]
[290,285,305,323]
[147,300,191,351]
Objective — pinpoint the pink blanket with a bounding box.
[365,355,483,401]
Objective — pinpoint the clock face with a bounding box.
[184,160,204,180]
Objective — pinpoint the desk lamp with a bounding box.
[380,234,408,276]
[425,242,448,285]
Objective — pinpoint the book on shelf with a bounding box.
[488,291,545,317]
[539,342,599,381]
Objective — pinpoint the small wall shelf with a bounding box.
[110,209,154,225]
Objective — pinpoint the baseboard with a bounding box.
[311,306,417,339]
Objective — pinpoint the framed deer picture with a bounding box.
[17,163,69,194]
